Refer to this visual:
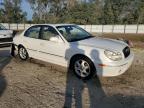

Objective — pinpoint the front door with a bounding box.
[38,25,67,66]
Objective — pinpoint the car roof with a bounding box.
[30,24,76,27]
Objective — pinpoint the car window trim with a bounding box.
[24,25,42,39]
[56,25,93,42]
[40,25,59,41]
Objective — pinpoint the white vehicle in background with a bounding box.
[12,24,134,80]
[0,24,13,48]
[0,24,13,38]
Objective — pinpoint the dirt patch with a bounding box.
[100,33,144,42]
[0,48,144,108]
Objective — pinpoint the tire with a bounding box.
[71,56,96,80]
[18,46,29,60]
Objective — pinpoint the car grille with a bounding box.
[0,37,13,43]
[123,47,130,58]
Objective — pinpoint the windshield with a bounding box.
[56,25,93,42]
[0,24,7,30]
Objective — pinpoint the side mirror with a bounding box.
[49,36,63,43]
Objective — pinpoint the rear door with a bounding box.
[22,25,42,58]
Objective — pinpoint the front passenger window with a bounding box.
[41,26,58,41]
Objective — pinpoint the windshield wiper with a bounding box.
[69,36,94,42]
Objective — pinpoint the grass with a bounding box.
[102,33,144,42]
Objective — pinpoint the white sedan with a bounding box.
[12,24,134,80]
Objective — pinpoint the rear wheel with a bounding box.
[71,56,96,80]
[18,46,29,60]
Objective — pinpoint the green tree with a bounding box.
[137,0,144,24]
[0,0,27,23]
[28,0,144,24]
[60,2,102,24]
[28,0,69,23]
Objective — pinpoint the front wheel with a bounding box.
[71,56,96,80]
[18,46,29,60]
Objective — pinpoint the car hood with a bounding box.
[0,30,13,38]
[75,37,127,51]
[0,30,13,34]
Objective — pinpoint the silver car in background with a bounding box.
[0,24,13,48]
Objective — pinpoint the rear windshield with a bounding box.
[0,24,7,30]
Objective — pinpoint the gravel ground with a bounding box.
[0,47,144,108]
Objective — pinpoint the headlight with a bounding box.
[104,50,122,61]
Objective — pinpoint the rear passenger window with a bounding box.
[41,26,58,41]
[24,26,41,39]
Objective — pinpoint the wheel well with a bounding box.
[69,54,96,76]
[17,44,29,59]
[70,54,93,67]
[18,44,24,49]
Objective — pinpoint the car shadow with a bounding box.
[0,48,11,97]
[64,69,107,108]
[64,41,107,108]
[63,44,144,107]
[63,40,141,108]
[0,74,7,97]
